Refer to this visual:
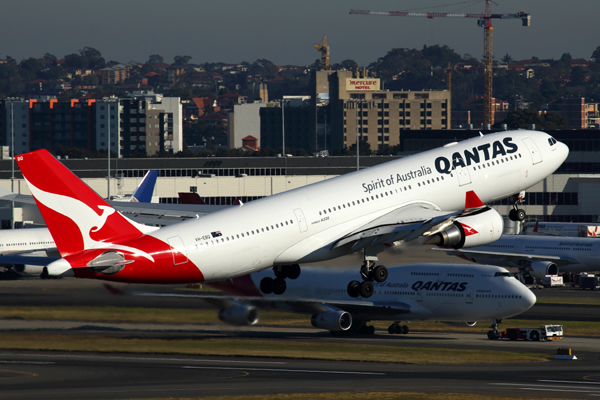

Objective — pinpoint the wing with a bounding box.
[134,291,411,317]
[433,247,581,267]
[332,190,489,252]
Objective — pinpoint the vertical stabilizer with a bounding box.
[16,150,155,257]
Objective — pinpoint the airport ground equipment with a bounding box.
[500,324,563,341]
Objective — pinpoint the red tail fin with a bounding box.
[533,220,539,232]
[16,150,153,257]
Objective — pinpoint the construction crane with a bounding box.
[315,34,330,71]
[350,1,530,127]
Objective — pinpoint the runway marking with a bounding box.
[0,361,55,365]
[183,365,385,375]
[490,382,600,394]
[0,353,284,365]
[539,379,600,385]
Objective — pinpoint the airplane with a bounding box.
[14,130,568,297]
[522,221,600,238]
[139,263,536,340]
[0,170,159,276]
[437,234,600,280]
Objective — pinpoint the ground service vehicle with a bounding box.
[501,324,563,341]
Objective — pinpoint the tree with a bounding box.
[43,53,57,63]
[64,53,87,69]
[421,44,461,67]
[248,59,279,79]
[331,59,358,70]
[19,58,44,81]
[173,55,192,67]
[592,46,600,63]
[570,66,586,86]
[501,53,514,64]
[148,54,164,64]
[79,47,105,69]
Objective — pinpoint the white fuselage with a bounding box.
[0,228,55,255]
[463,234,600,273]
[243,264,536,322]
[145,130,568,281]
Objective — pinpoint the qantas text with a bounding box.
[411,280,468,292]
[435,137,518,174]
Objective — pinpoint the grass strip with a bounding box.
[0,334,548,364]
[2,306,600,336]
[535,296,600,306]
[127,392,568,400]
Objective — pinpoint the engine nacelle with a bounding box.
[218,305,259,326]
[441,321,477,327]
[12,264,46,275]
[527,261,559,279]
[310,311,352,332]
[426,208,504,249]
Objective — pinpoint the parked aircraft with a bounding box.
[439,234,600,279]
[14,130,568,297]
[522,221,600,238]
[141,263,536,339]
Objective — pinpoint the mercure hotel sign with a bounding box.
[346,78,380,91]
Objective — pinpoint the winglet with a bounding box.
[465,190,485,209]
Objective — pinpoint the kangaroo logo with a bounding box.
[25,178,155,261]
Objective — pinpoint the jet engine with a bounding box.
[310,311,352,332]
[425,208,504,249]
[441,321,477,327]
[12,264,45,275]
[218,305,259,326]
[526,261,559,279]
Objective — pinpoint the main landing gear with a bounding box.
[508,191,526,222]
[388,322,409,335]
[487,319,503,340]
[259,264,301,295]
[347,260,388,299]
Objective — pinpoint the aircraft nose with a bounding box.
[520,287,537,311]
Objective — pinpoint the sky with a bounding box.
[1,0,598,67]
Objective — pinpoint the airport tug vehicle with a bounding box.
[500,324,563,341]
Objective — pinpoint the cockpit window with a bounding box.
[494,271,514,277]
[548,137,557,146]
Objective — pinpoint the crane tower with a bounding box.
[315,34,330,71]
[350,1,530,127]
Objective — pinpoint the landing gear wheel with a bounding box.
[260,277,274,294]
[347,280,360,298]
[508,209,518,221]
[367,325,375,335]
[273,265,287,279]
[487,330,500,340]
[388,325,395,334]
[287,264,301,280]
[272,277,287,295]
[358,280,374,298]
[401,325,409,335]
[373,265,388,283]
[516,209,526,222]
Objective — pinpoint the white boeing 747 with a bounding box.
[146,263,536,340]
[15,130,568,296]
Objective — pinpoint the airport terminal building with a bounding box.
[0,129,598,227]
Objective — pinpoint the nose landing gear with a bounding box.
[487,319,503,340]
[508,191,526,222]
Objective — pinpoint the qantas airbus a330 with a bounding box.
[15,130,568,297]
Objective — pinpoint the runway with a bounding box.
[1,269,600,399]
[0,347,599,399]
